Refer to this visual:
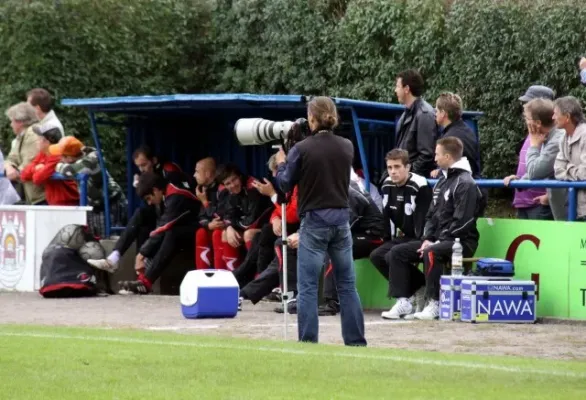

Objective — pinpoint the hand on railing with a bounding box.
[427,178,585,221]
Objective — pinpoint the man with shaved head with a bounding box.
[194,157,231,269]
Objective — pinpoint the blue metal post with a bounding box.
[78,174,89,206]
[568,187,577,221]
[350,107,370,192]
[89,111,111,237]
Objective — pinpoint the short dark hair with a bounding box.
[218,163,243,183]
[133,145,156,161]
[136,172,166,198]
[385,149,409,166]
[27,88,54,113]
[437,136,463,159]
[396,69,425,97]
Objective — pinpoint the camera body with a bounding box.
[234,117,311,153]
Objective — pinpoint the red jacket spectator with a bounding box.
[270,186,299,224]
[21,152,79,206]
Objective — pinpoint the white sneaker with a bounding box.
[238,296,243,311]
[87,258,119,273]
[413,300,439,320]
[381,298,413,320]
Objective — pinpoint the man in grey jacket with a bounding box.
[516,98,565,220]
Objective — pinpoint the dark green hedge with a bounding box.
[2,0,586,183]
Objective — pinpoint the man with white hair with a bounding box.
[4,102,45,205]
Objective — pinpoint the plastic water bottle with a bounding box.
[451,238,464,276]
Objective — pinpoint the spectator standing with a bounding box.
[275,96,366,346]
[504,85,556,220]
[554,96,586,220]
[513,99,565,220]
[20,123,79,206]
[0,148,20,205]
[4,102,45,205]
[27,88,65,136]
[394,69,438,177]
[431,92,481,178]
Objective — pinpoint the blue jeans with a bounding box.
[297,221,367,346]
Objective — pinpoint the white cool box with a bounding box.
[180,269,239,319]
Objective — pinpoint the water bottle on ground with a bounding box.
[451,238,464,276]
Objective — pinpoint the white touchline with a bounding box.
[0,331,583,379]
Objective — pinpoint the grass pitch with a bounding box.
[0,324,585,399]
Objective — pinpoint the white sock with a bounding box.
[107,251,121,265]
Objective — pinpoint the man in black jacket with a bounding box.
[87,149,197,273]
[217,164,272,271]
[395,69,438,177]
[430,92,481,179]
[117,172,200,294]
[319,182,387,316]
[368,149,432,319]
[275,96,366,346]
[385,137,484,320]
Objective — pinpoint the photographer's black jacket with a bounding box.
[276,130,353,223]
[380,173,432,240]
[198,181,230,227]
[395,98,438,177]
[348,185,386,237]
[422,159,484,251]
[224,177,272,231]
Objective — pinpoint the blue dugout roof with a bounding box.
[62,93,484,118]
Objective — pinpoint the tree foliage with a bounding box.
[2,0,586,182]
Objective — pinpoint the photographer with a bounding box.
[275,96,366,346]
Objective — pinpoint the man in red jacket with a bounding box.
[20,123,79,206]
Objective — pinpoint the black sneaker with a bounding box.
[118,280,150,295]
[274,299,297,314]
[264,291,281,302]
[318,300,340,316]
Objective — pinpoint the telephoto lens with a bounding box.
[234,118,294,146]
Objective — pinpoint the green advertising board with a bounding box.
[475,218,586,320]
[354,218,586,320]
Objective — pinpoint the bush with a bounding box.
[3,0,586,185]
[0,0,213,184]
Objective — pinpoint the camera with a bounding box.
[234,118,310,153]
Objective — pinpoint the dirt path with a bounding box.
[1,292,585,360]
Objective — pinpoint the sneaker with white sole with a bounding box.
[381,298,413,320]
[413,300,439,320]
[87,258,119,273]
[238,296,243,311]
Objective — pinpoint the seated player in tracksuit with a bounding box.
[238,186,300,309]
[318,181,387,316]
[117,172,200,294]
[385,137,485,320]
[194,158,230,269]
[215,164,273,271]
[88,146,195,273]
[232,165,299,288]
[369,149,433,320]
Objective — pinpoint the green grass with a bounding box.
[0,324,585,399]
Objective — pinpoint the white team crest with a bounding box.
[404,195,417,216]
